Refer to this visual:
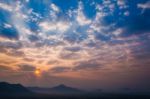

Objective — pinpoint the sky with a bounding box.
[0,0,150,92]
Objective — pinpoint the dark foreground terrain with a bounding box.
[1,93,150,99]
[0,82,150,99]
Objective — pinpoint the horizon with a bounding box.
[0,0,150,93]
[1,81,150,93]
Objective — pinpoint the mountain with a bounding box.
[28,84,82,94]
[0,82,31,94]
[50,84,81,93]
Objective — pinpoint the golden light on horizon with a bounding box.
[34,69,41,76]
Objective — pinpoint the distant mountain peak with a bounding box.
[28,84,82,94]
[50,84,81,93]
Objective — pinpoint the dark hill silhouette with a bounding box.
[50,84,81,92]
[28,84,82,94]
[0,82,31,94]
[1,82,150,99]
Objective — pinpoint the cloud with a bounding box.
[4,23,12,28]
[0,2,13,12]
[117,0,127,9]
[25,0,30,3]
[50,3,60,13]
[0,65,13,71]
[35,39,65,47]
[63,28,88,43]
[138,1,150,9]
[124,11,130,16]
[128,39,150,61]
[59,51,81,60]
[50,66,71,73]
[64,46,81,52]
[73,60,101,71]
[23,58,35,62]
[28,34,40,42]
[2,49,25,57]
[0,41,22,49]
[18,64,36,72]
[39,21,70,33]
[137,1,150,14]
[76,1,91,26]
[47,60,59,65]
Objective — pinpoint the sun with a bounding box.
[34,69,41,76]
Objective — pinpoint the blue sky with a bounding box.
[0,0,150,91]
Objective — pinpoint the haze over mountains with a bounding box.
[0,82,150,99]
[28,84,82,94]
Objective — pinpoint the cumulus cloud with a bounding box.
[76,2,91,26]
[50,3,60,13]
[137,1,150,13]
[138,1,150,9]
[4,23,12,28]
[39,21,70,33]
[117,0,128,9]
[0,2,13,12]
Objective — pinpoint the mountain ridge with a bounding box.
[0,82,31,94]
[28,84,83,94]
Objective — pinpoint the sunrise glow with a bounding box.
[0,0,150,93]
[34,69,41,76]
